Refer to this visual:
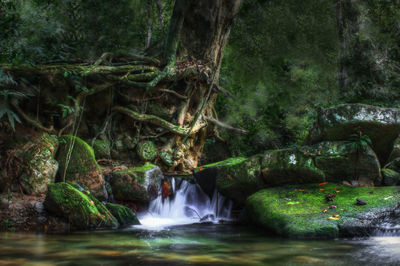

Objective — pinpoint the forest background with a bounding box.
[1,0,400,163]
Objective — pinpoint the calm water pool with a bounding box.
[0,224,399,265]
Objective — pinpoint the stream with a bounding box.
[1,225,400,265]
[0,177,399,265]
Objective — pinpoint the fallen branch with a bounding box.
[206,117,248,135]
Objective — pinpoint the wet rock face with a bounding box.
[306,104,400,164]
[18,133,59,195]
[56,135,107,201]
[110,164,163,203]
[44,182,119,230]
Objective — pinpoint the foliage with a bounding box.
[342,1,400,103]
[348,132,372,152]
[0,70,33,131]
[217,0,338,156]
[0,0,174,63]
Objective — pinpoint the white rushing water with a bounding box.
[136,178,233,229]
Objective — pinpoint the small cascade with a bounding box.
[137,177,233,228]
[373,222,400,236]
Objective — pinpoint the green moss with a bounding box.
[106,203,140,226]
[44,182,118,229]
[247,184,400,239]
[58,135,98,174]
[56,135,105,199]
[194,157,247,173]
[136,141,157,161]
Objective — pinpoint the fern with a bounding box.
[0,103,21,131]
[0,83,33,131]
[348,132,372,152]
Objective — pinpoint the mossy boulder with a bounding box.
[92,139,110,159]
[136,141,157,162]
[195,156,263,205]
[19,133,59,195]
[246,184,400,239]
[261,149,325,186]
[381,168,400,186]
[106,203,140,226]
[110,164,162,203]
[388,135,400,162]
[388,158,400,172]
[159,150,174,167]
[44,182,118,230]
[303,141,381,186]
[306,104,400,164]
[56,135,107,200]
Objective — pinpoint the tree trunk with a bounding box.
[162,0,242,171]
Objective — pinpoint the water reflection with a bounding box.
[0,225,399,265]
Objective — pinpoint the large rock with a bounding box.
[261,149,325,186]
[194,156,263,205]
[246,184,400,239]
[44,182,118,230]
[19,133,59,195]
[303,141,381,186]
[56,135,107,200]
[261,141,381,187]
[106,203,140,226]
[110,164,163,203]
[306,104,400,164]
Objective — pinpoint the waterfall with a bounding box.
[136,177,233,228]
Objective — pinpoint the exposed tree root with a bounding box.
[11,102,55,133]
[112,106,206,136]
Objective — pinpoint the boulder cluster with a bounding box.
[194,104,400,238]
